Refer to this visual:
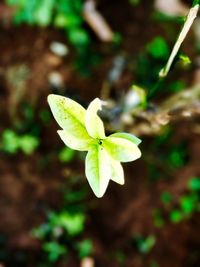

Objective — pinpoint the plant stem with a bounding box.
[159,2,199,78]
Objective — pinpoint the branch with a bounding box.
[159,2,199,78]
[131,85,200,135]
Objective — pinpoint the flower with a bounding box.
[48,94,141,197]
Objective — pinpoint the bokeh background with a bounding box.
[0,0,200,266]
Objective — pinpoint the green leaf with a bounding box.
[43,242,67,262]
[146,37,170,60]
[48,94,93,150]
[58,147,75,162]
[109,132,141,145]
[48,94,85,129]
[77,239,93,259]
[103,136,141,162]
[85,98,105,139]
[85,145,111,197]
[58,130,95,151]
[19,135,39,155]
[170,210,183,223]
[188,177,200,191]
[34,0,54,27]
[1,129,19,154]
[110,158,124,185]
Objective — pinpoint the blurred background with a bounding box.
[0,0,200,266]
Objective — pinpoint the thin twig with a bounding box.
[159,3,199,78]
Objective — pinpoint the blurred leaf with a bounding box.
[77,239,93,258]
[54,13,81,28]
[170,210,183,223]
[168,80,185,93]
[43,242,67,262]
[34,0,54,26]
[32,224,51,240]
[160,191,173,204]
[68,28,90,47]
[49,211,85,236]
[1,129,19,154]
[146,37,170,60]
[188,177,200,191]
[19,135,39,155]
[168,148,185,168]
[180,194,199,214]
[135,235,156,254]
[179,54,191,66]
[59,147,75,162]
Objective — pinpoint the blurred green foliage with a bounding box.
[188,177,200,191]
[32,183,93,264]
[43,242,67,262]
[32,209,93,263]
[1,129,39,155]
[6,0,89,48]
[147,127,187,182]
[169,178,200,223]
[77,239,93,258]
[146,37,170,60]
[157,177,200,225]
[58,147,76,163]
[152,209,165,228]
[160,191,173,205]
[134,35,187,99]
[134,234,156,254]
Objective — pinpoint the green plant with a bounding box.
[146,37,170,60]
[32,208,92,263]
[1,129,39,155]
[77,239,93,258]
[6,0,90,53]
[134,234,156,254]
[159,177,200,224]
[58,147,76,163]
[47,94,142,197]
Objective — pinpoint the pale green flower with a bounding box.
[48,94,142,198]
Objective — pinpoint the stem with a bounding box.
[159,2,199,78]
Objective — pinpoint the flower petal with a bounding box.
[85,98,105,139]
[58,130,95,151]
[85,145,111,198]
[103,136,141,162]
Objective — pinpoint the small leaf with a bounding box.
[109,132,141,145]
[110,158,124,185]
[48,94,93,150]
[85,145,111,197]
[85,98,105,139]
[58,130,95,151]
[103,136,141,162]
[48,94,85,129]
